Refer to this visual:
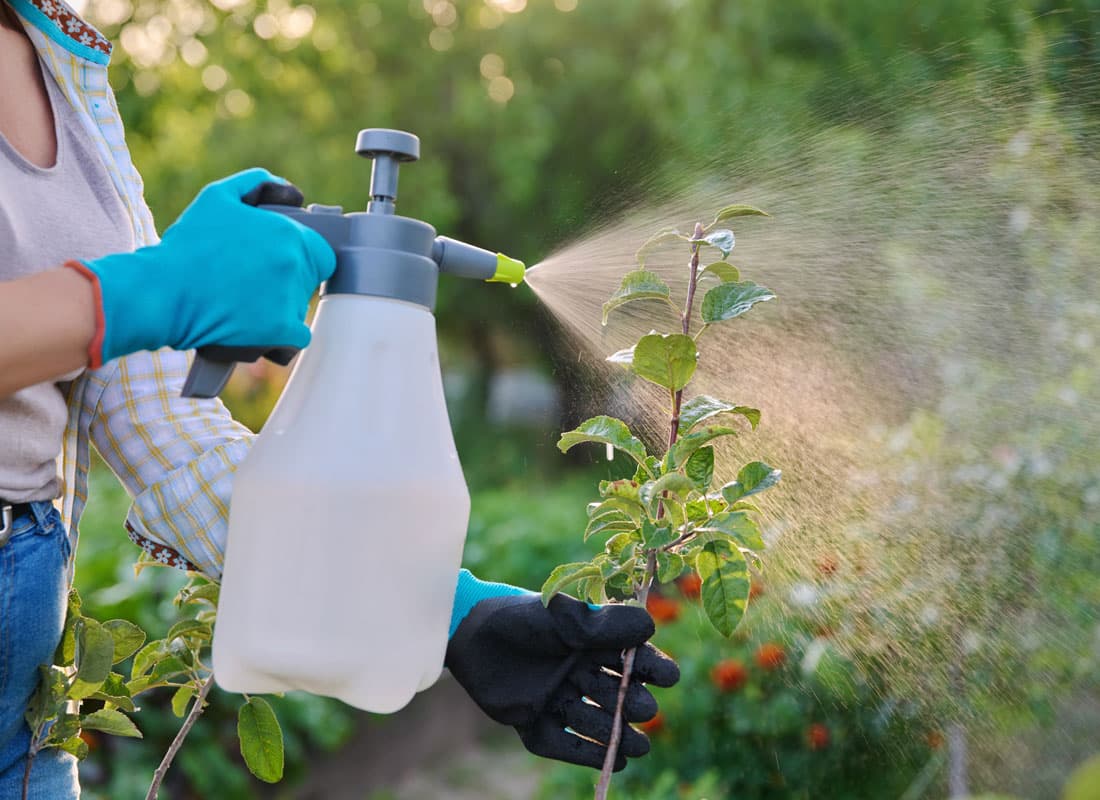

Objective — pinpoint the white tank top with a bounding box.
[0,55,134,501]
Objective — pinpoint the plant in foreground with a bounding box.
[543,205,780,798]
[23,573,283,799]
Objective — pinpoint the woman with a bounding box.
[0,2,676,794]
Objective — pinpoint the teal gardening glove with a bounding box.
[66,169,335,368]
[448,570,680,771]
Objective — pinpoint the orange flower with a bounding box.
[646,594,681,624]
[749,579,765,599]
[678,574,702,599]
[807,723,830,751]
[710,659,749,692]
[817,555,838,576]
[638,712,665,734]
[754,642,786,670]
[79,730,100,752]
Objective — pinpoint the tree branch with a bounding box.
[145,674,215,800]
[594,222,705,799]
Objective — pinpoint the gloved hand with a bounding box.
[446,571,679,771]
[66,168,335,368]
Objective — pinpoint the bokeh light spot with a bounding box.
[488,75,514,103]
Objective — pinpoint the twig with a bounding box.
[145,674,215,800]
[594,223,705,799]
[21,742,37,800]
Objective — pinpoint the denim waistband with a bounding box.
[2,500,59,539]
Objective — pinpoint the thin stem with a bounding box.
[595,222,705,800]
[145,674,215,800]
[594,551,657,800]
[21,745,36,800]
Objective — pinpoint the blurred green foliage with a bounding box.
[539,579,934,799]
[90,0,1100,410]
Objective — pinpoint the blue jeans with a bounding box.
[0,502,80,799]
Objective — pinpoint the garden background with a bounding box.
[65,0,1100,797]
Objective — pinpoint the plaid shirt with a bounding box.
[9,0,250,580]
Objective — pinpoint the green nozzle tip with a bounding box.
[489,253,526,285]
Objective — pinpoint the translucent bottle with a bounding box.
[211,294,470,712]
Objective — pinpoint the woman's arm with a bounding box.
[0,168,334,399]
[0,267,95,397]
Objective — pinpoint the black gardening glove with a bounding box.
[445,593,680,771]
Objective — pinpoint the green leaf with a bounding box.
[696,541,751,637]
[698,262,741,283]
[721,461,782,503]
[685,498,724,521]
[605,532,639,560]
[701,281,776,324]
[631,333,697,391]
[668,426,738,469]
[151,656,191,681]
[238,697,284,783]
[103,620,146,665]
[639,473,695,511]
[692,228,735,258]
[580,576,608,605]
[80,708,142,739]
[25,665,68,732]
[172,685,195,718]
[54,591,82,667]
[130,640,167,680]
[679,395,760,432]
[599,479,643,503]
[58,735,89,760]
[71,619,116,700]
[167,619,212,644]
[558,416,648,467]
[641,519,677,549]
[541,562,602,605]
[89,673,135,712]
[587,496,644,521]
[632,457,661,484]
[585,515,637,542]
[710,204,769,228]
[635,227,689,265]
[601,270,672,325]
[697,512,765,550]
[179,582,220,606]
[685,446,715,491]
[48,713,82,745]
[656,551,686,583]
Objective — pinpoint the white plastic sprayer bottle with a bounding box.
[181,129,525,713]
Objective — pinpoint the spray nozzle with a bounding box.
[430,237,526,286]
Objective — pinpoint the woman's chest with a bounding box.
[0,22,57,169]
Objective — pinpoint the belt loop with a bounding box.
[29,500,54,532]
[0,504,12,548]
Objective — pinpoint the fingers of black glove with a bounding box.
[631,643,680,688]
[547,595,655,651]
[517,716,626,772]
[570,668,658,722]
[553,697,651,759]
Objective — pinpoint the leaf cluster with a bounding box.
[25,578,285,788]
[547,206,779,639]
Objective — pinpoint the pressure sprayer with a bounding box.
[180,129,526,713]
